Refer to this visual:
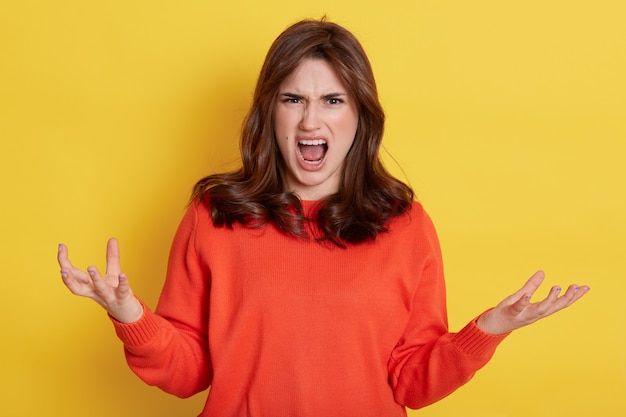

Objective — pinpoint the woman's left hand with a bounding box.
[476,270,590,335]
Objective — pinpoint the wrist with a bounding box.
[110,298,144,324]
[476,309,509,335]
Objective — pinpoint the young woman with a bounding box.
[57,18,589,417]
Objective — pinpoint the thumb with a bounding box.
[111,273,144,323]
[115,273,132,299]
[508,292,531,316]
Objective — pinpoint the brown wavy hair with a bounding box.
[192,18,414,247]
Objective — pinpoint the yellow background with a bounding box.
[1,1,624,416]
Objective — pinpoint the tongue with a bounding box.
[300,144,326,161]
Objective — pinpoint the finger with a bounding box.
[112,275,143,323]
[508,292,532,316]
[548,285,562,301]
[58,244,90,284]
[58,244,92,284]
[87,266,109,292]
[513,270,545,301]
[575,285,591,299]
[534,284,588,317]
[105,238,121,277]
[115,273,132,299]
[534,285,563,315]
[61,268,97,297]
[57,243,74,270]
[61,269,86,295]
[557,284,589,309]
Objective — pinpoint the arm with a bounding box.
[112,201,213,397]
[387,211,506,409]
[387,211,589,409]
[57,201,213,397]
[387,227,507,409]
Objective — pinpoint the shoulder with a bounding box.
[386,200,441,246]
[177,195,216,233]
[393,200,434,228]
[409,200,427,217]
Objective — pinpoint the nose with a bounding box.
[299,103,321,131]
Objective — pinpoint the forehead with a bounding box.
[279,58,348,93]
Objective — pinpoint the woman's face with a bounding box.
[274,58,358,200]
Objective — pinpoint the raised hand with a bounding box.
[58,238,143,323]
[476,270,589,335]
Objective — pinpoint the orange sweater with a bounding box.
[112,199,508,416]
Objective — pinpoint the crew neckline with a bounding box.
[298,199,323,215]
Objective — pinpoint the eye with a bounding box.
[280,94,303,104]
[324,95,345,105]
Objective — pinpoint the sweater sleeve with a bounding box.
[388,209,509,409]
[111,200,212,398]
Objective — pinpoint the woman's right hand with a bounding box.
[58,238,144,323]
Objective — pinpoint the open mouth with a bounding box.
[297,139,328,164]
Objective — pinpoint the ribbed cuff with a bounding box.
[454,313,510,358]
[110,300,161,347]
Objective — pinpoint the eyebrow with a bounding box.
[322,92,347,99]
[279,92,348,100]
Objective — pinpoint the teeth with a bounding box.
[298,139,326,146]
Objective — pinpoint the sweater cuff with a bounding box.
[454,314,510,358]
[110,300,161,347]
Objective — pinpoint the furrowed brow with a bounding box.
[322,92,346,99]
[280,92,304,99]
